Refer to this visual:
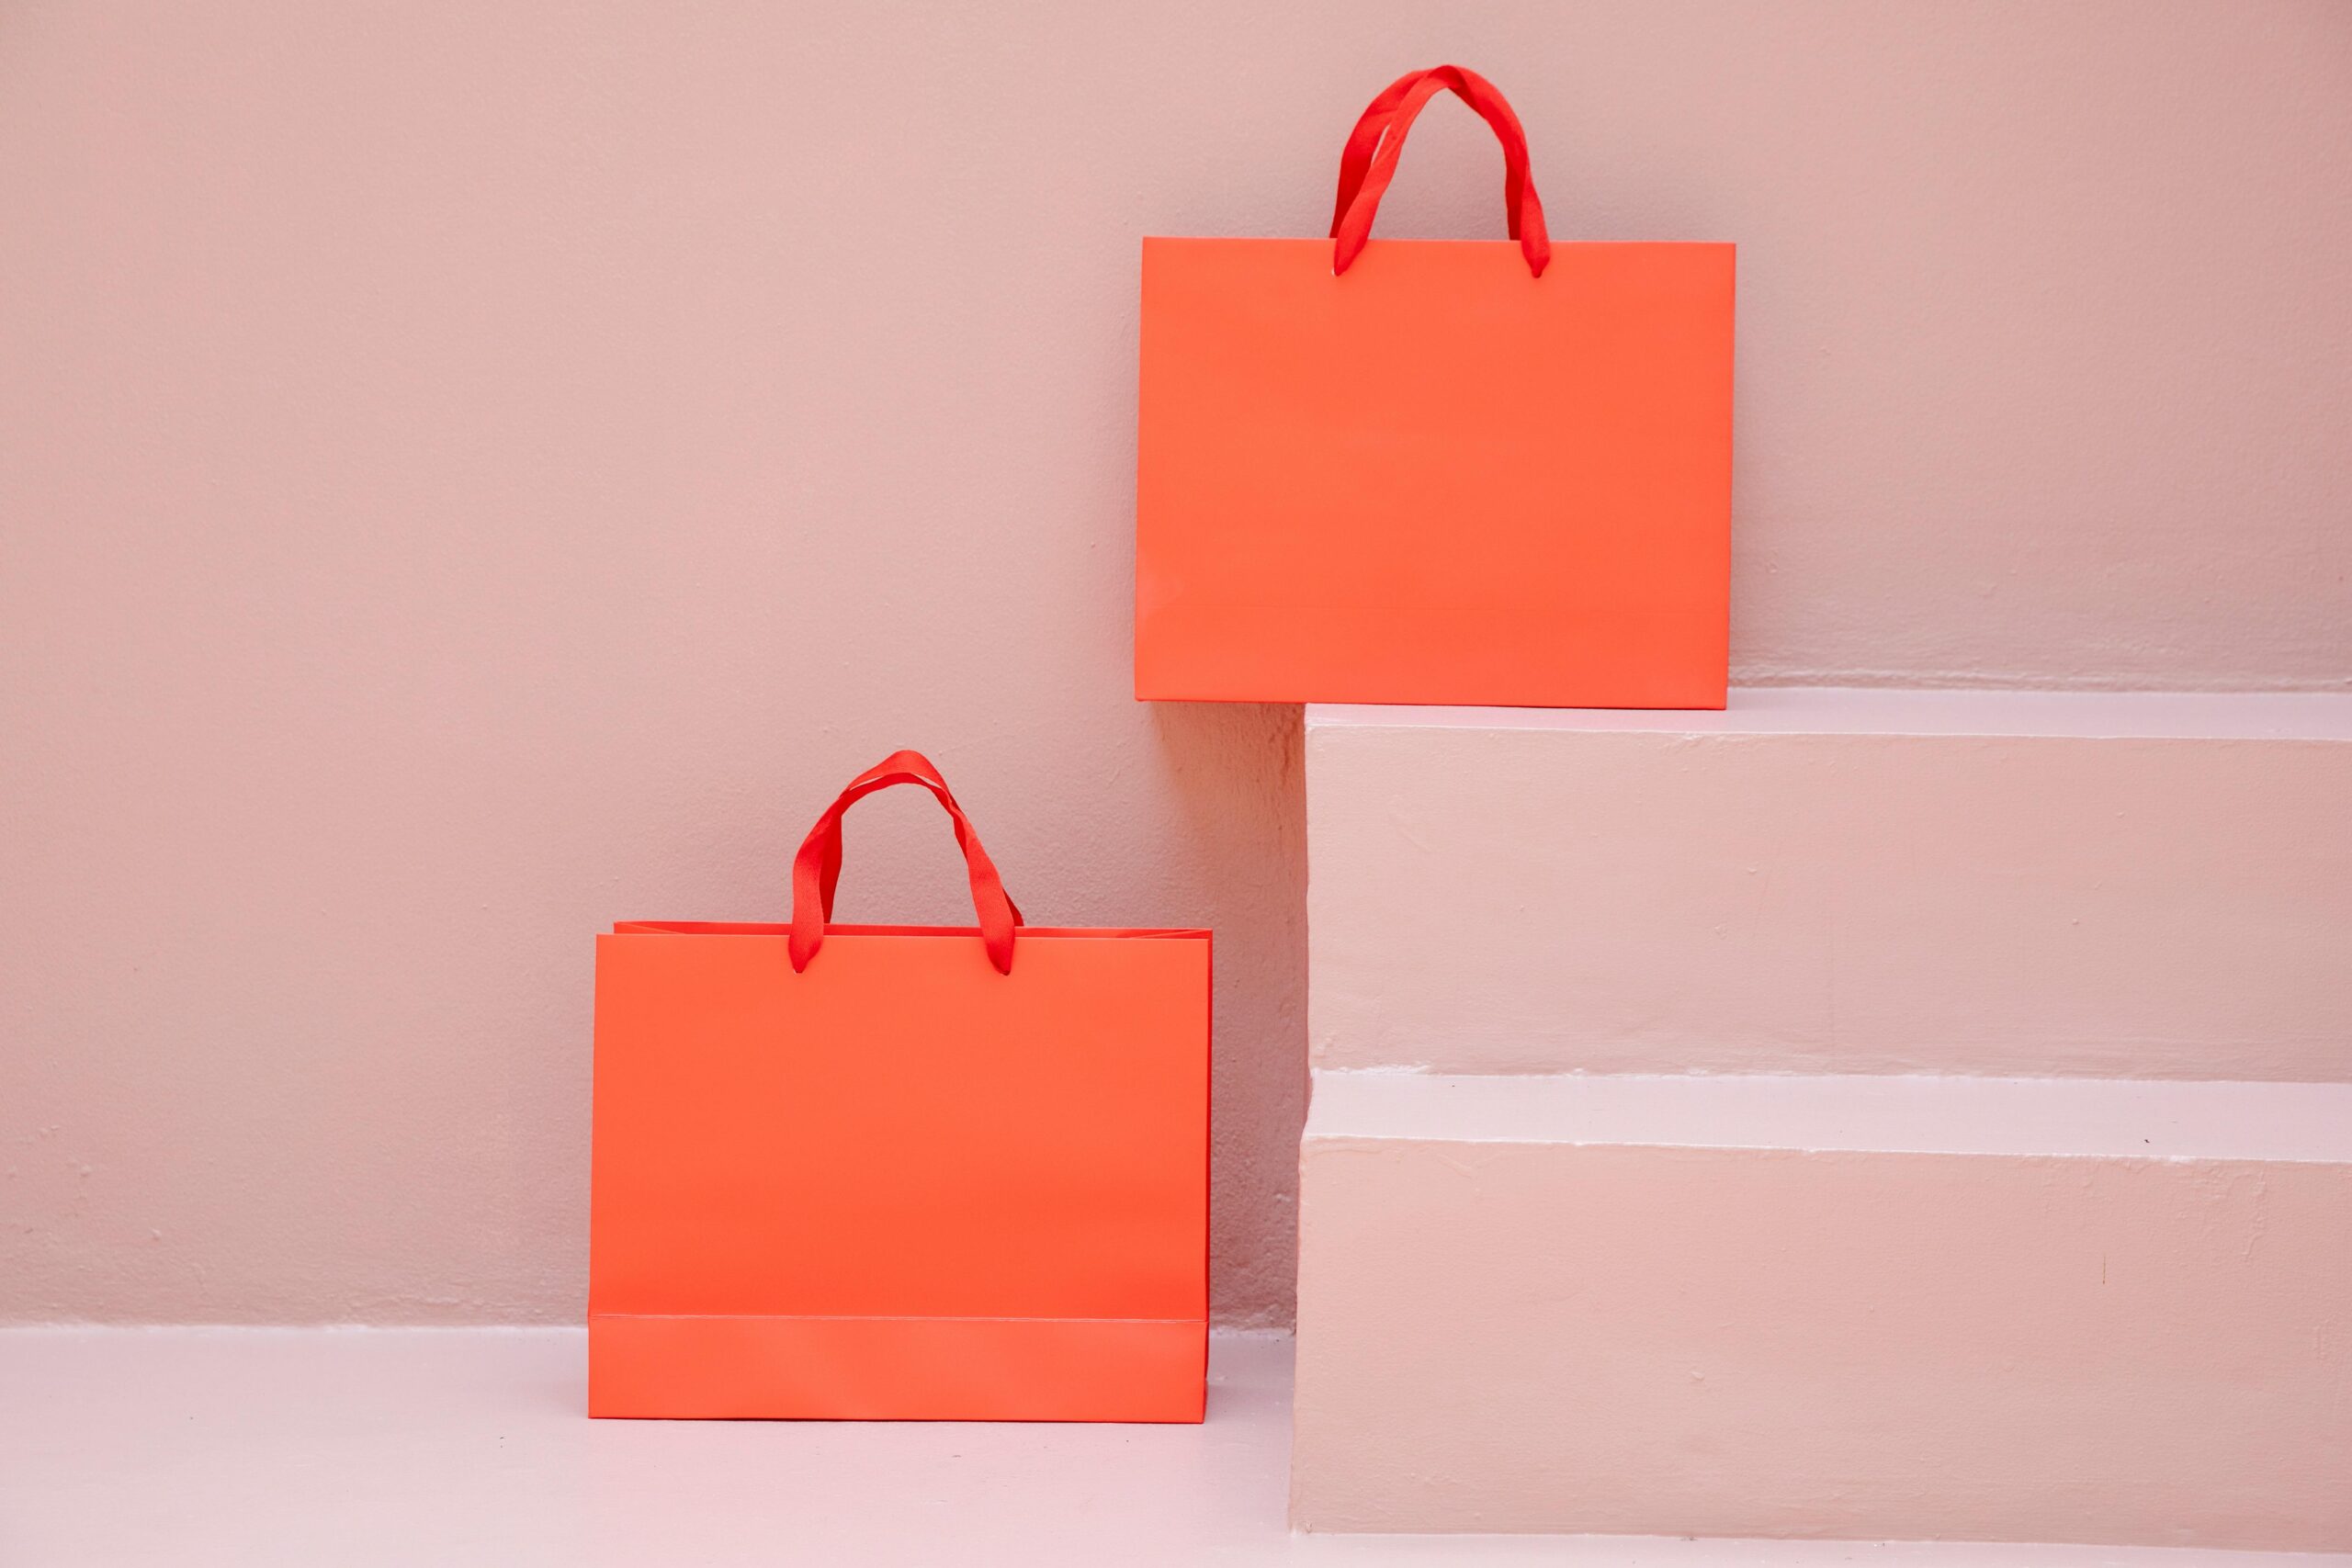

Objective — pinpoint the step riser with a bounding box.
[1306,697,2352,1079]
[1293,1130,2352,1547]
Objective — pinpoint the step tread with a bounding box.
[1308,686,2352,741]
[1307,1070,2352,1164]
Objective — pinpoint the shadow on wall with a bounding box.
[1150,700,1307,1328]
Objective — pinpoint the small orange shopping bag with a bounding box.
[1137,64,1735,708]
[589,751,1210,1421]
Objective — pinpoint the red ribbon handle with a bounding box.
[787,750,1023,976]
[1329,64,1550,278]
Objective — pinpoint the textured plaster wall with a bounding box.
[4,1,2346,1324]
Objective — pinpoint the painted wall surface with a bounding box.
[4,3,2347,1324]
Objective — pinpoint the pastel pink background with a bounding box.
[3,2,2346,1326]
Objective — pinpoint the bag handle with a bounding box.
[1329,64,1550,278]
[787,750,1023,976]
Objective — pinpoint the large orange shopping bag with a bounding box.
[589,751,1211,1421]
[1136,64,1734,708]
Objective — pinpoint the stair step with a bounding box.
[1292,1068,2352,1546]
[1306,689,2352,1079]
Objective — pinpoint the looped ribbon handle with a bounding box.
[787,750,1023,976]
[1329,64,1550,278]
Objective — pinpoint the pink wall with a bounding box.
[3,3,2346,1325]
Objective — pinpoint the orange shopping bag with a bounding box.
[1136,64,1734,708]
[589,751,1211,1421]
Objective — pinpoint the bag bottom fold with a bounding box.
[587,1311,1207,1423]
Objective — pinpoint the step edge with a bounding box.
[1306,687,2352,742]
[1305,1069,2352,1165]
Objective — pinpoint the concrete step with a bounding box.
[1306,690,2352,1079]
[1292,1068,2352,1548]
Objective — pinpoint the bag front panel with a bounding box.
[590,929,1210,1325]
[1137,236,1733,706]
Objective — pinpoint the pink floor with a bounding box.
[2,1328,2344,1566]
